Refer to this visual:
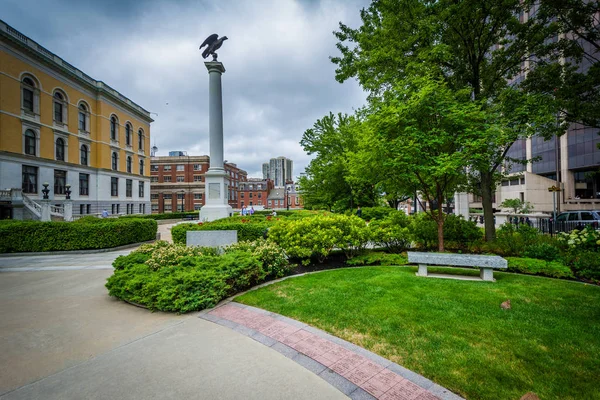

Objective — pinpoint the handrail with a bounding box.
[22,194,42,218]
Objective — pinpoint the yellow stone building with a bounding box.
[0,20,153,219]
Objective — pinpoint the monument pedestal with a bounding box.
[200,168,232,221]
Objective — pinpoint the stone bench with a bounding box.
[407,252,507,282]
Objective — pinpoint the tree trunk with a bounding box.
[437,186,445,252]
[437,218,444,252]
[480,171,496,241]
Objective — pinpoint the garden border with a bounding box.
[199,302,464,400]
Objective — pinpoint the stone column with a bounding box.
[454,192,470,220]
[63,200,73,222]
[41,200,51,222]
[200,61,232,222]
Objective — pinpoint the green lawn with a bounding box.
[235,266,600,400]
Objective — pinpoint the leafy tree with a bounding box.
[366,75,485,251]
[331,0,558,241]
[299,113,378,211]
[500,198,534,214]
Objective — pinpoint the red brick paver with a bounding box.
[207,304,441,400]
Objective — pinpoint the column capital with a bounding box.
[205,61,225,74]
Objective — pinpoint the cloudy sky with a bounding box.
[3,0,369,178]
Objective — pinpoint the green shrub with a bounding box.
[442,215,482,250]
[409,213,438,250]
[523,243,561,261]
[565,250,600,283]
[119,211,198,220]
[106,250,266,313]
[0,219,157,253]
[506,257,574,279]
[368,211,412,253]
[345,252,408,266]
[225,239,291,278]
[491,223,542,256]
[268,214,370,264]
[408,213,480,250]
[556,227,600,252]
[113,252,151,271]
[172,222,270,244]
[346,206,397,221]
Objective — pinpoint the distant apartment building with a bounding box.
[262,156,293,188]
[0,20,152,219]
[237,178,273,209]
[150,153,247,213]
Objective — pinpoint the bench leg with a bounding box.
[417,264,428,277]
[480,268,494,282]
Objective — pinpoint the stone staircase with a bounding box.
[0,189,65,221]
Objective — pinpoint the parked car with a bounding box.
[552,210,600,232]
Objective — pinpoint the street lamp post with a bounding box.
[548,185,561,234]
[180,190,185,212]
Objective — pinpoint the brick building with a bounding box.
[237,178,273,209]
[150,154,246,213]
[266,182,303,210]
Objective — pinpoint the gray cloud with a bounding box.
[3,0,369,178]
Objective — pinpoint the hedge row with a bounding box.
[171,222,270,244]
[0,219,157,253]
[119,211,198,220]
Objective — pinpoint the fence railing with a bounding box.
[535,218,599,235]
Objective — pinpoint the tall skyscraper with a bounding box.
[263,157,293,188]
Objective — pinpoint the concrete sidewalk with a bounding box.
[0,269,346,400]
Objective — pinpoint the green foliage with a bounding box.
[490,223,541,256]
[408,213,480,251]
[225,239,291,278]
[566,251,600,283]
[299,113,379,211]
[409,213,439,250]
[500,198,534,214]
[354,206,397,221]
[113,252,151,271]
[106,250,263,313]
[0,219,157,253]
[523,243,561,262]
[441,215,483,250]
[345,252,408,266]
[506,257,574,279]
[368,211,412,253]
[556,227,600,252]
[268,214,370,264]
[171,222,270,245]
[119,211,198,220]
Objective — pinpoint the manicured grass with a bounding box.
[236,266,600,400]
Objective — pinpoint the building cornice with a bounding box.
[0,20,154,124]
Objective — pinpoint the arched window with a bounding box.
[78,103,88,132]
[25,129,36,155]
[21,76,36,113]
[53,91,67,124]
[80,144,88,166]
[138,129,144,151]
[127,156,132,173]
[110,116,118,141]
[125,124,132,146]
[56,138,65,161]
[139,159,144,175]
[112,152,118,171]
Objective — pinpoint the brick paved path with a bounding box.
[201,303,463,400]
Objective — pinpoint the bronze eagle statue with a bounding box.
[200,34,228,61]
